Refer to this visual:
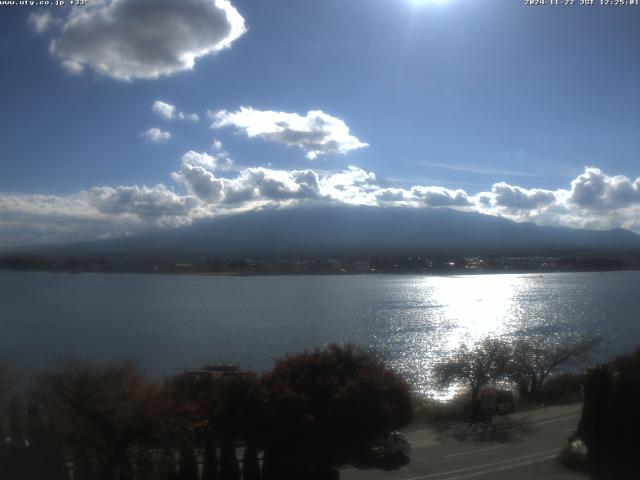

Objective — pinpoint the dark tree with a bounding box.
[74,446,94,480]
[39,448,71,480]
[161,372,222,480]
[201,433,219,480]
[219,435,240,480]
[508,335,600,401]
[21,400,70,480]
[158,448,177,480]
[160,371,220,443]
[9,395,25,450]
[0,364,9,400]
[135,446,155,480]
[26,402,46,453]
[214,373,263,480]
[262,344,413,477]
[433,338,510,420]
[32,362,161,480]
[242,443,261,480]
[162,370,263,480]
[0,423,6,478]
[177,447,198,480]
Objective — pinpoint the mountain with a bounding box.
[15,206,640,259]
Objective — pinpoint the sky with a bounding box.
[1,0,640,246]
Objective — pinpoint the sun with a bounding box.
[410,0,451,4]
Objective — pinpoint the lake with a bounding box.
[1,270,639,395]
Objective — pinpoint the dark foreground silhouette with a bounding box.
[0,344,413,480]
[565,347,640,479]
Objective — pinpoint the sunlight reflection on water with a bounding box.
[376,274,604,398]
[382,276,509,397]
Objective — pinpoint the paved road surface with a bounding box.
[341,404,587,480]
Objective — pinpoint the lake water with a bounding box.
[1,271,639,395]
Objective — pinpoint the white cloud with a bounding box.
[207,140,233,170]
[490,183,557,210]
[152,101,177,120]
[373,188,408,203]
[568,167,640,209]
[224,168,323,204]
[50,0,247,81]
[171,151,226,202]
[0,186,198,247]
[60,59,84,75]
[410,186,471,207]
[28,11,60,34]
[181,113,200,122]
[171,150,322,204]
[152,100,200,122]
[318,166,378,204]
[212,139,224,151]
[470,167,640,231]
[0,194,114,246]
[211,107,368,159]
[2,162,640,247]
[87,184,197,221]
[140,128,171,142]
[181,151,218,170]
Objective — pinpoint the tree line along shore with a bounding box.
[2,252,639,275]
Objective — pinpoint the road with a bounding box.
[341,403,587,480]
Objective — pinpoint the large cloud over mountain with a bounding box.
[490,183,557,210]
[87,184,197,221]
[1,154,640,246]
[50,0,246,80]
[568,167,640,209]
[0,186,193,246]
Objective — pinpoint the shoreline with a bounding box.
[2,267,640,277]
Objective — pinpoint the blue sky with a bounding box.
[1,0,640,246]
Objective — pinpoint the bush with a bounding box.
[411,396,466,426]
[539,373,586,406]
[411,386,509,426]
[262,344,413,475]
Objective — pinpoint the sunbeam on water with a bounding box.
[372,275,526,397]
[368,274,616,398]
[432,275,517,345]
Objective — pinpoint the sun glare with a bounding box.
[411,0,450,4]
[428,274,524,350]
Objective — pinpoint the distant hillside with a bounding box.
[13,206,640,259]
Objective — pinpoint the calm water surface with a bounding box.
[1,271,639,394]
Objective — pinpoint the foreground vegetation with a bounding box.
[0,345,412,480]
[430,334,600,421]
[3,335,637,479]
